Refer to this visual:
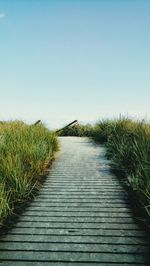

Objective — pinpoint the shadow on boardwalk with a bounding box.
[0,137,150,265]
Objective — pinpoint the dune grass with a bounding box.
[0,121,58,224]
[92,118,150,217]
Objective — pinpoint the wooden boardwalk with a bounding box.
[0,137,149,265]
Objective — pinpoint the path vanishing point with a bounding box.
[0,137,150,265]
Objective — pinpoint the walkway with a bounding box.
[0,137,149,265]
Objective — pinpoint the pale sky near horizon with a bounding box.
[0,0,150,129]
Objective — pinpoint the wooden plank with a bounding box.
[26,206,132,212]
[31,203,129,208]
[42,186,123,189]
[42,181,122,184]
[0,250,149,263]
[46,178,119,181]
[0,262,147,266]
[38,192,128,196]
[34,198,129,203]
[14,221,140,229]
[41,187,124,190]
[43,182,121,184]
[1,234,148,245]
[20,216,134,223]
[0,242,149,253]
[9,227,146,237]
[37,193,128,200]
[22,210,133,217]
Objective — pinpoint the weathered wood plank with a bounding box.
[22,210,133,217]
[41,186,124,189]
[34,198,129,203]
[0,262,147,266]
[13,221,140,229]
[40,190,125,194]
[9,227,146,237]
[43,183,122,186]
[31,202,129,208]
[20,216,134,223]
[43,185,123,188]
[26,206,132,212]
[43,181,120,184]
[43,179,120,182]
[0,250,149,263]
[1,234,148,245]
[37,193,127,200]
[0,242,149,253]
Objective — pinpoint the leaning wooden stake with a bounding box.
[33,120,41,126]
[56,120,78,133]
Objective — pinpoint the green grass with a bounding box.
[92,118,150,217]
[0,121,58,224]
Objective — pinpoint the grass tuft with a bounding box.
[0,121,58,224]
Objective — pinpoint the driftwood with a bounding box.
[56,120,78,133]
[33,120,41,126]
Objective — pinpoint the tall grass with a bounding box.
[92,118,150,216]
[0,121,58,224]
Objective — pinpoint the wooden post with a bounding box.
[56,120,78,133]
[33,120,41,126]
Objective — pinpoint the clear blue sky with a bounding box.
[0,0,150,128]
